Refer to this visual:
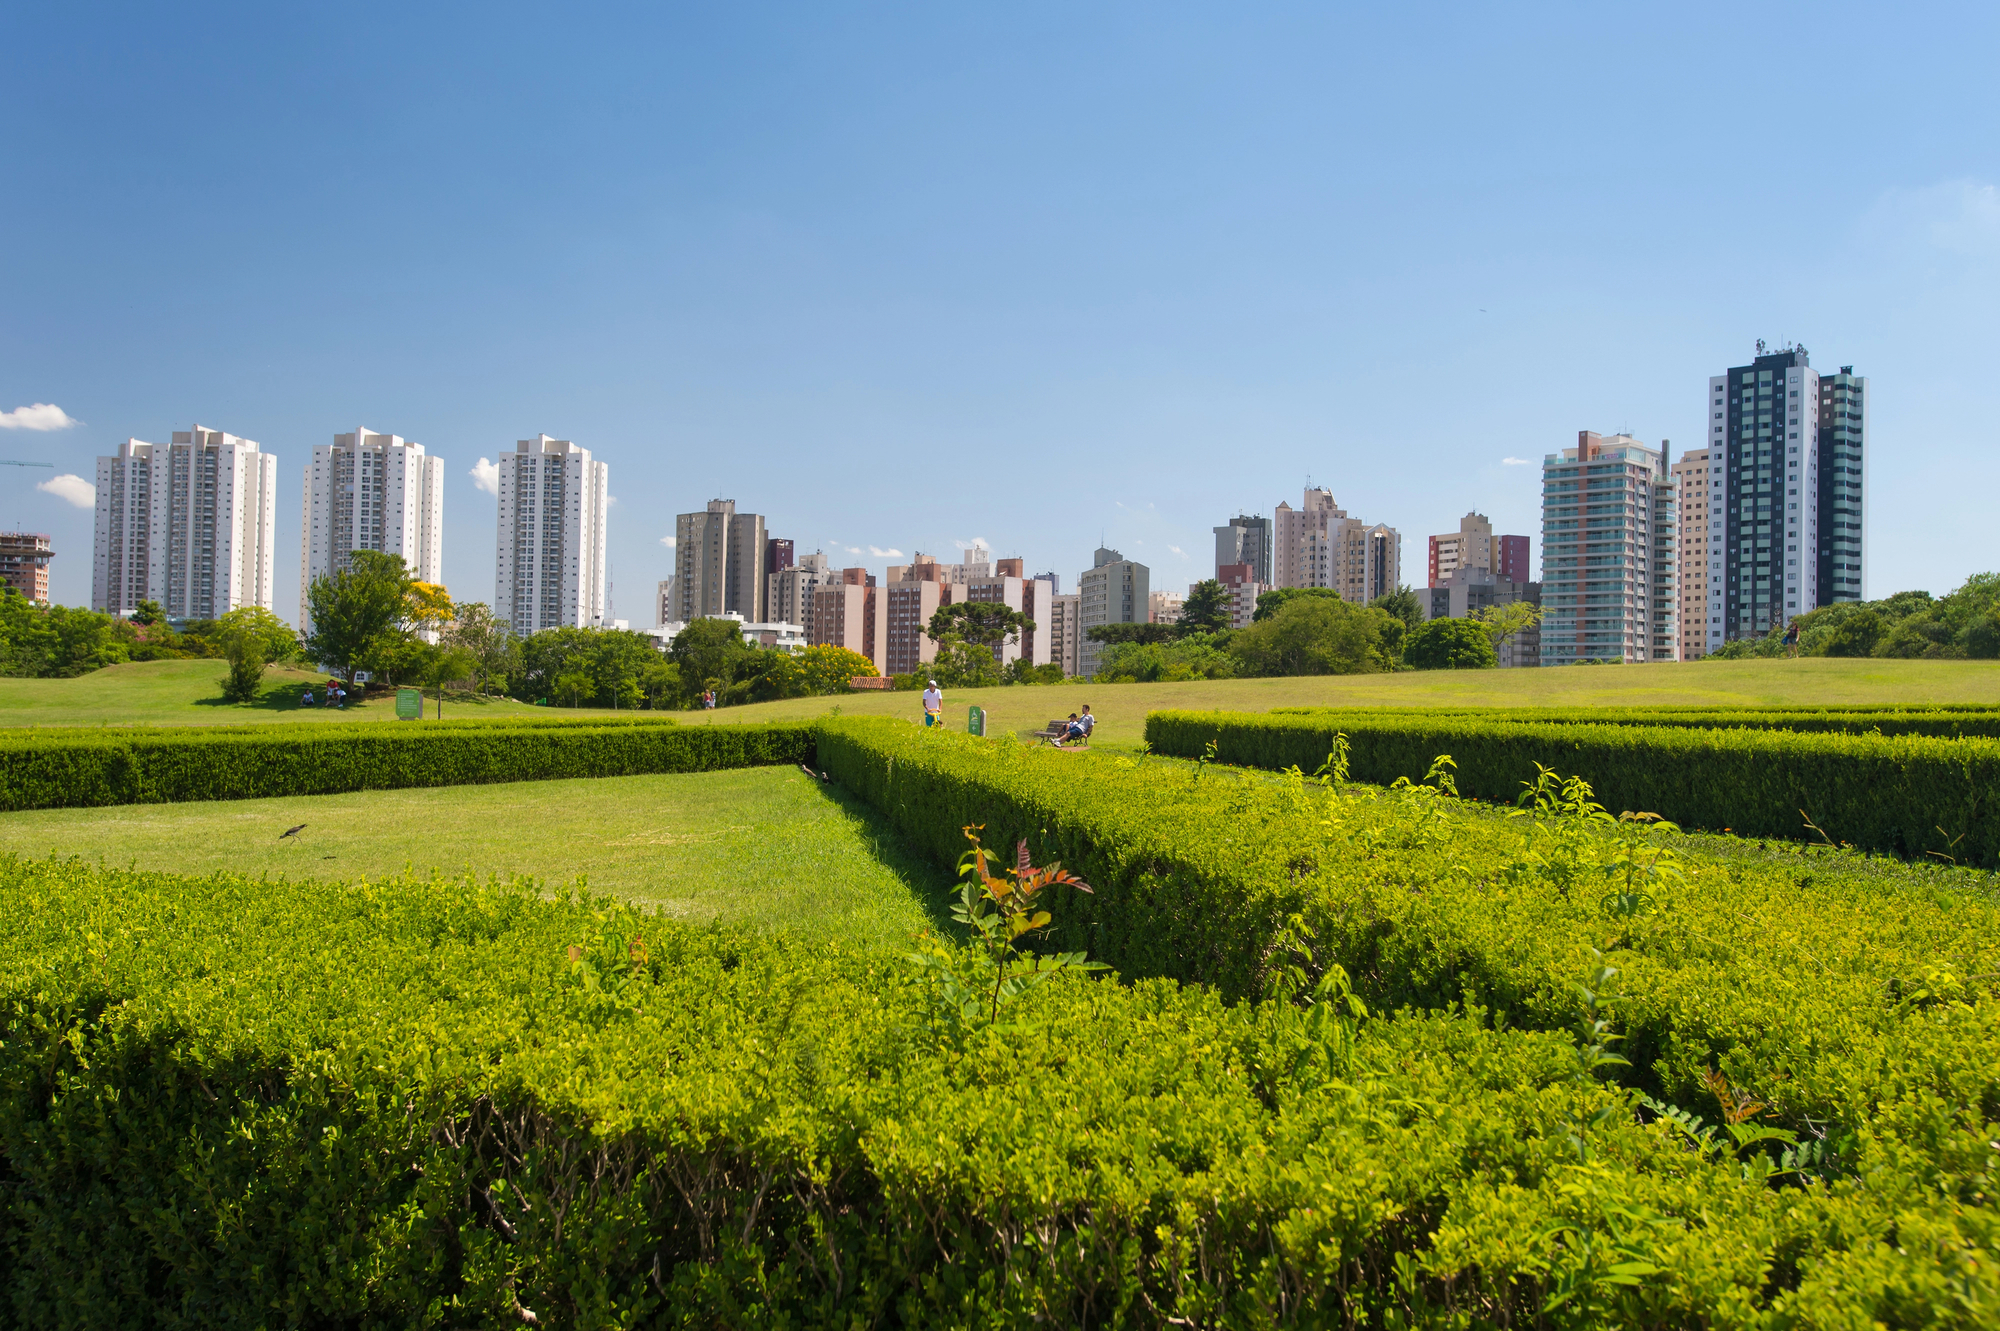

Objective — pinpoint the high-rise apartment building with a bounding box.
[1213,514,1272,584]
[1149,591,1183,624]
[809,567,877,670]
[670,500,768,623]
[765,550,832,638]
[1539,431,1676,664]
[494,434,609,633]
[298,428,443,634]
[1270,488,1403,604]
[0,533,53,603]
[1670,447,1715,660]
[1077,547,1148,679]
[1428,513,1530,588]
[1701,346,1861,649]
[92,427,277,619]
[1048,592,1082,677]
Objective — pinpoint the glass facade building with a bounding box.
[1539,431,1676,664]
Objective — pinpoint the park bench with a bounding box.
[1031,719,1089,748]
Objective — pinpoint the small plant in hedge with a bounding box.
[905,825,1103,1030]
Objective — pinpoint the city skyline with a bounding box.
[9,6,1998,617]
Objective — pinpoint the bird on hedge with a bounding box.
[279,824,307,840]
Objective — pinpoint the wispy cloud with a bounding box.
[1502,456,1531,466]
[843,545,862,555]
[868,545,904,558]
[659,535,677,549]
[470,457,500,494]
[953,536,989,551]
[37,473,95,508]
[0,403,77,431]
[1168,544,1185,557]
[1865,178,2000,257]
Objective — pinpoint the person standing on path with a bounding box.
[922,679,943,728]
[1783,619,1801,659]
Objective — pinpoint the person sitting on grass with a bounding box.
[300,686,315,707]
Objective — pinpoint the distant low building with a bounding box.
[1425,567,1543,667]
[1149,590,1183,625]
[647,614,806,653]
[1217,562,1264,630]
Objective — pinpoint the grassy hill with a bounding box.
[5,655,1997,746]
[0,659,558,728]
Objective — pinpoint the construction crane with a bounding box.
[1,460,54,468]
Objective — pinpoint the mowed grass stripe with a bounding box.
[0,767,955,946]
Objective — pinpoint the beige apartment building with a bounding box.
[1671,447,1714,660]
[1049,592,1082,677]
[809,568,877,669]
[1271,487,1403,604]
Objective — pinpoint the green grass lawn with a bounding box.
[9,655,1999,750]
[0,659,579,728]
[698,657,2000,749]
[0,767,955,946]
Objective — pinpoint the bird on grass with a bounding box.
[279,824,307,840]
[798,764,830,783]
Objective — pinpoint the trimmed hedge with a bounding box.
[0,720,811,811]
[815,719,2000,1147]
[1,856,1994,1326]
[1269,703,2000,739]
[1150,708,2000,865]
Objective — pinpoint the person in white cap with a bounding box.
[921,679,943,727]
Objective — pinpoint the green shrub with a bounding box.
[0,719,807,812]
[815,719,2000,1157]
[1265,702,2000,739]
[0,856,1992,1326]
[1145,708,2000,865]
[1402,616,1498,669]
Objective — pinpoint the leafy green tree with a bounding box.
[512,627,665,707]
[1003,658,1065,684]
[304,551,415,683]
[667,617,757,698]
[1228,598,1396,676]
[1084,622,1179,646]
[1179,579,1230,635]
[638,658,683,708]
[1370,585,1425,633]
[441,602,515,692]
[927,632,1002,688]
[928,601,1035,663]
[1821,608,1882,658]
[1095,635,1237,682]
[0,589,134,678]
[213,606,296,702]
[1253,586,1344,622]
[129,600,166,627]
[1403,616,1499,670]
[758,644,878,699]
[1476,601,1542,660]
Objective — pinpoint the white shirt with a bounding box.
[922,687,942,712]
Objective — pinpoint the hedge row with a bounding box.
[0,720,811,811]
[1268,703,2000,738]
[0,857,1991,1326]
[815,719,2000,1145]
[1149,708,2000,865]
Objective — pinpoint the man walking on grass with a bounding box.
[922,679,943,728]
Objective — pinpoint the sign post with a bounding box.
[966,704,985,737]
[395,687,423,720]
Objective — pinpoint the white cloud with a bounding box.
[659,535,677,549]
[37,473,95,508]
[0,403,78,431]
[1865,178,2000,257]
[1502,456,1531,466]
[953,536,990,551]
[843,545,862,555]
[470,457,500,494]
[868,545,904,558]
[1168,544,1186,557]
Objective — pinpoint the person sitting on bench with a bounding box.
[1076,705,1095,743]
[1059,713,1085,744]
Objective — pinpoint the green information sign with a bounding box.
[395,688,423,720]
[966,705,985,737]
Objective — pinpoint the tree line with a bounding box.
[1085,579,1542,680]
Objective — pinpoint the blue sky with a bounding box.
[5,3,1997,619]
